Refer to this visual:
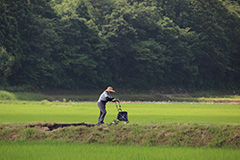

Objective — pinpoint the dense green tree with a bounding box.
[0,0,23,68]
[0,47,15,85]
[86,0,115,29]
[50,0,109,88]
[11,0,62,87]
[101,1,200,88]
[0,0,239,90]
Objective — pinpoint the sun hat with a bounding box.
[105,86,115,93]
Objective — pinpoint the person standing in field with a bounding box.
[97,86,117,124]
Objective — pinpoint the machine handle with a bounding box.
[115,101,122,112]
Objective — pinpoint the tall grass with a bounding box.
[0,141,239,160]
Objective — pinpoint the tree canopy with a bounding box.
[0,0,239,90]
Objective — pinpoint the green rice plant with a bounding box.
[0,141,240,160]
[0,101,240,124]
[0,100,239,159]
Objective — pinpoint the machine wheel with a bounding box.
[112,120,119,124]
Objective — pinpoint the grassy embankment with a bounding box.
[1,122,239,148]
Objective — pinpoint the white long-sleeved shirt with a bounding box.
[98,91,112,102]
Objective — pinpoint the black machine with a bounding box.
[112,100,129,124]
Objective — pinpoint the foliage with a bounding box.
[0,0,23,65]
[0,90,46,101]
[221,0,240,18]
[0,0,239,90]
[0,47,14,85]
[0,90,16,100]
[14,92,46,101]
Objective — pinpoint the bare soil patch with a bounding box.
[26,122,96,131]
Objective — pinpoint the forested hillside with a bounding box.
[0,0,239,90]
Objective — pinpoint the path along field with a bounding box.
[0,100,240,160]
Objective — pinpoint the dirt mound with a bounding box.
[26,122,96,131]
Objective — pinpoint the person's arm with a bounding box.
[105,92,115,102]
[106,97,114,101]
[112,98,119,102]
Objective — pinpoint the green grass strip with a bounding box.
[0,101,239,124]
[0,141,239,160]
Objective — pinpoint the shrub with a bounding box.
[0,90,16,100]
[0,47,15,85]
[14,92,46,101]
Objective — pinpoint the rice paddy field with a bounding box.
[0,101,239,124]
[0,100,240,159]
[0,141,239,160]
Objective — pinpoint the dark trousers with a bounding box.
[98,101,107,123]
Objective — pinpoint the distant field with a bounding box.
[0,141,240,160]
[0,101,239,124]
